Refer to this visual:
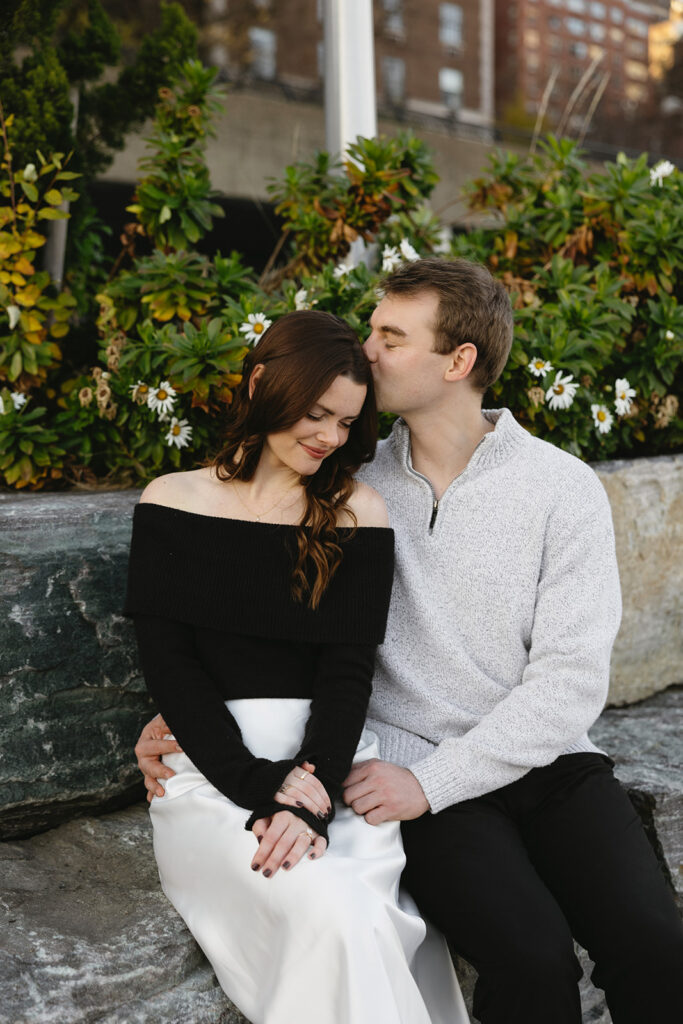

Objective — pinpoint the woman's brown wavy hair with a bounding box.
[213,310,378,608]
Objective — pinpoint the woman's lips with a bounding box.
[300,443,328,459]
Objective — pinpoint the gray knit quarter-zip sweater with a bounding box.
[357,408,622,814]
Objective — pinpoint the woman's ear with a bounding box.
[248,363,266,399]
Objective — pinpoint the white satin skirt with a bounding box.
[150,698,469,1024]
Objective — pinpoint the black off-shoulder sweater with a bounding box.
[123,503,394,842]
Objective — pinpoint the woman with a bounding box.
[124,311,466,1024]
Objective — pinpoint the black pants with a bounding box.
[401,754,683,1024]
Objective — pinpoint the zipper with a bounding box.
[429,499,439,532]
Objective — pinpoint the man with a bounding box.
[136,258,683,1023]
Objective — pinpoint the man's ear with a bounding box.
[248,363,266,399]
[444,343,478,383]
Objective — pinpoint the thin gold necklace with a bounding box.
[230,479,302,522]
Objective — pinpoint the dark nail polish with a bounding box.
[317,811,325,819]
[263,868,272,878]
[327,807,332,814]
[283,861,291,870]
[296,801,303,807]
[251,864,260,871]
[309,852,316,859]
[257,836,263,843]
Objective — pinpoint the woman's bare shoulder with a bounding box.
[343,481,389,528]
[139,467,213,511]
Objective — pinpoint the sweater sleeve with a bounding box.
[409,477,622,813]
[295,642,376,801]
[133,614,300,810]
[246,641,377,830]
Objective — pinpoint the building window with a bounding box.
[382,56,405,103]
[549,35,562,54]
[625,60,648,81]
[249,26,276,79]
[626,38,647,58]
[626,18,648,38]
[567,0,586,12]
[525,28,540,48]
[588,22,605,40]
[383,0,404,38]
[439,3,463,50]
[610,27,624,43]
[626,83,647,102]
[569,41,588,58]
[566,17,585,35]
[549,16,561,29]
[589,1,606,17]
[610,8,623,23]
[439,67,464,110]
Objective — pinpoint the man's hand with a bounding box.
[342,758,429,824]
[134,714,183,802]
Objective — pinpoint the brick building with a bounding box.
[495,0,669,135]
[204,0,495,136]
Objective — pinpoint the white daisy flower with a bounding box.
[434,227,452,255]
[614,377,636,416]
[591,404,614,434]
[165,417,193,449]
[7,305,21,330]
[545,371,579,410]
[528,357,554,378]
[382,245,402,273]
[333,263,352,279]
[0,396,4,415]
[129,380,151,404]
[11,392,27,411]
[23,163,38,183]
[665,329,675,341]
[649,160,676,187]
[399,239,420,262]
[147,380,177,415]
[294,288,308,310]
[239,312,272,343]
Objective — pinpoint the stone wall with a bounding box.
[0,453,681,840]
[594,455,683,705]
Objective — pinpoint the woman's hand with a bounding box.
[273,760,332,822]
[134,713,183,802]
[251,810,327,877]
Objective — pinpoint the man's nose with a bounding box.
[363,333,378,361]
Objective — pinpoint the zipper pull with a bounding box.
[429,499,439,531]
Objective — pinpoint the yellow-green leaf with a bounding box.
[15,284,42,307]
[24,230,46,248]
[19,181,38,202]
[44,189,63,206]
[0,237,22,259]
[38,208,68,221]
[50,321,70,338]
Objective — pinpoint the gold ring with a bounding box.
[279,783,290,793]
[297,771,308,781]
[300,828,315,842]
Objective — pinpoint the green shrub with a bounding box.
[452,137,682,459]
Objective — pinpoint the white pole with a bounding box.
[323,0,377,161]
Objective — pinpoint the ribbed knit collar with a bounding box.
[388,407,529,477]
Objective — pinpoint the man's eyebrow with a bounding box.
[375,322,407,338]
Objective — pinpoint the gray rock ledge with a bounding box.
[1,689,680,1024]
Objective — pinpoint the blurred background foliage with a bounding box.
[0,14,680,489]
